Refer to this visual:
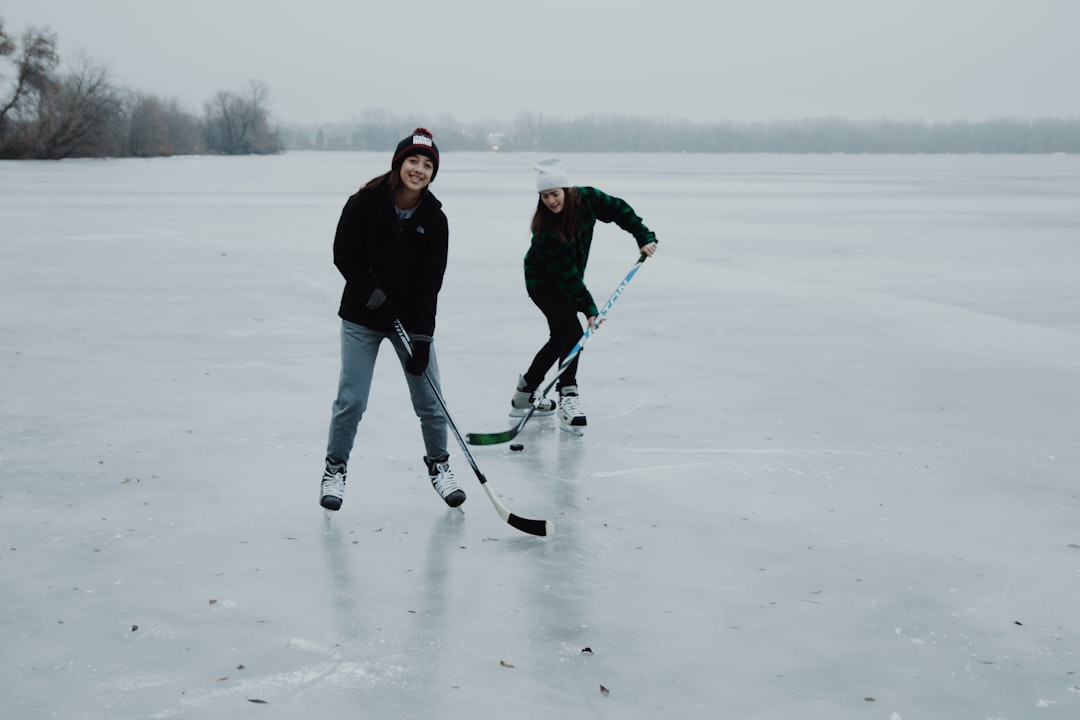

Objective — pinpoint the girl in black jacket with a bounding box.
[320,128,464,512]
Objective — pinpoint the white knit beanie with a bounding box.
[535,158,570,192]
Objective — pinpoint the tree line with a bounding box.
[5,16,1078,159]
[0,17,281,159]
[282,113,1080,155]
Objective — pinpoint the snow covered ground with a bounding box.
[2,151,1079,720]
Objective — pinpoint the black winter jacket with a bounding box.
[333,180,449,337]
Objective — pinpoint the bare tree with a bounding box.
[124,92,170,156]
[162,97,204,155]
[34,55,121,158]
[0,18,13,56]
[0,23,60,155]
[203,79,281,155]
[123,92,204,156]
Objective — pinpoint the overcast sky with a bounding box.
[4,0,1078,126]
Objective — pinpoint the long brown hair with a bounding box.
[358,169,399,195]
[530,187,578,243]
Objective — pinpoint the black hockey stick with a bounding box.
[466,254,648,445]
[393,320,552,537]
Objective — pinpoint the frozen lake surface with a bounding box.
[2,151,1080,719]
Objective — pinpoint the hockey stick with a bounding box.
[466,254,648,446]
[393,320,553,537]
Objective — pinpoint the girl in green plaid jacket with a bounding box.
[509,158,658,431]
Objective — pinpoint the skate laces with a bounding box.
[560,394,582,416]
[322,466,346,496]
[431,462,461,497]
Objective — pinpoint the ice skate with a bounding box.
[320,459,347,511]
[558,385,586,435]
[509,374,557,417]
[425,456,466,508]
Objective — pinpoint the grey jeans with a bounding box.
[325,319,448,465]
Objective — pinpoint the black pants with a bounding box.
[522,286,584,392]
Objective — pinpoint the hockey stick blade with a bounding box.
[393,321,552,537]
[466,395,546,445]
[481,482,553,536]
[467,429,517,445]
[466,412,532,445]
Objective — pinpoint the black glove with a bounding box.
[366,288,399,324]
[405,337,431,376]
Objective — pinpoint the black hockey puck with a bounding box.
[510,443,524,452]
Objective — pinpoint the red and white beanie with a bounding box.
[392,127,440,180]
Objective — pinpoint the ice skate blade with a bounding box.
[509,407,556,418]
[559,423,584,437]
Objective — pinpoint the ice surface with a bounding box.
[2,152,1079,719]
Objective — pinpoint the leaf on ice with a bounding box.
[581,647,593,655]
[209,599,217,605]
[600,684,610,695]
[500,660,514,668]
[247,697,269,704]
